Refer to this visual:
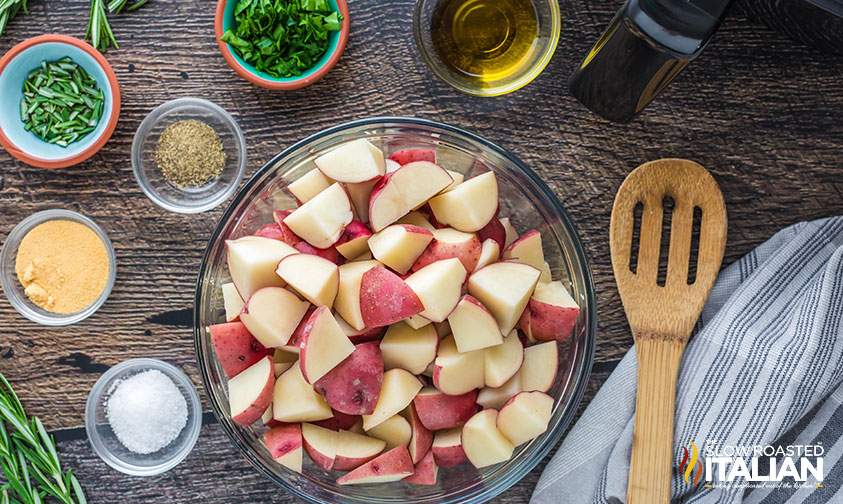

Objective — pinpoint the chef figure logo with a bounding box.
[679,441,703,487]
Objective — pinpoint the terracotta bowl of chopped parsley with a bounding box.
[215,0,350,90]
[0,34,121,169]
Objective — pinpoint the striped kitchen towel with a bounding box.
[532,216,843,504]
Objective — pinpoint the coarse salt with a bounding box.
[106,369,188,454]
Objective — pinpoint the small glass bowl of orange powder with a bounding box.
[1,209,116,325]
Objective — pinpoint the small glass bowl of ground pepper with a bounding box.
[132,97,247,213]
[0,209,117,326]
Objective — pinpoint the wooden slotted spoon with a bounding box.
[610,159,727,503]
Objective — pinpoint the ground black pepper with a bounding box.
[155,119,225,188]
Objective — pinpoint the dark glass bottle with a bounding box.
[568,0,735,123]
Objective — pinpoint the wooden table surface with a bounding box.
[0,0,841,502]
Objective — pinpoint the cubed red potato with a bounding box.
[285,305,316,352]
[226,236,297,300]
[368,161,454,232]
[335,221,373,260]
[315,138,386,183]
[271,210,304,246]
[396,211,436,232]
[284,183,353,249]
[525,281,580,342]
[431,427,467,468]
[502,229,545,273]
[483,330,524,388]
[448,294,503,352]
[403,449,438,485]
[388,148,435,165]
[299,307,356,384]
[222,283,245,323]
[334,260,381,331]
[314,341,384,416]
[362,368,423,431]
[404,403,433,465]
[380,322,438,375]
[366,414,412,449]
[346,180,379,224]
[475,239,501,271]
[302,423,340,471]
[413,386,478,431]
[288,168,334,204]
[273,364,333,423]
[404,258,467,323]
[461,409,514,469]
[477,216,506,250]
[428,172,498,232]
[411,228,482,273]
[228,356,275,426]
[499,217,518,248]
[275,253,339,307]
[293,241,341,264]
[368,224,434,274]
[210,321,270,378]
[336,445,415,485]
[476,373,522,410]
[264,423,303,472]
[432,335,485,396]
[496,391,554,446]
[240,287,310,348]
[359,265,424,328]
[468,261,541,334]
[313,410,362,431]
[520,341,558,393]
[335,314,384,344]
[333,429,388,471]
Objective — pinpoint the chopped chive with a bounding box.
[19,58,103,147]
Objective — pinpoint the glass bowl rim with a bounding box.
[412,0,562,97]
[0,208,117,326]
[193,116,597,503]
[131,97,247,214]
[84,357,203,476]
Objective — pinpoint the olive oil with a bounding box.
[430,0,539,83]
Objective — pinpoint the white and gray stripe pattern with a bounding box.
[532,216,843,504]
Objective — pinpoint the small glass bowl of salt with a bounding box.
[85,358,202,476]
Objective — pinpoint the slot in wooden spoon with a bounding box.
[610,159,727,503]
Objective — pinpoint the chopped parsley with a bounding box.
[221,0,343,79]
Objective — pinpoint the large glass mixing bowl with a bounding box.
[194,117,596,504]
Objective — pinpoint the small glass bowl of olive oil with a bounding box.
[414,0,560,96]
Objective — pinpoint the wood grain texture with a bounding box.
[0,0,841,502]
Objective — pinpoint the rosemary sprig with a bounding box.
[107,0,148,14]
[0,373,86,504]
[86,0,150,52]
[0,0,28,37]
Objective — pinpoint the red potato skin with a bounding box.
[359,266,424,327]
[254,223,287,242]
[407,404,433,464]
[210,322,271,378]
[232,357,275,426]
[264,424,302,460]
[411,232,482,273]
[287,305,318,351]
[335,221,373,258]
[303,436,336,471]
[527,300,579,342]
[432,441,467,468]
[294,241,340,264]
[477,217,506,250]
[347,327,384,344]
[336,445,415,485]
[314,342,384,415]
[388,149,435,165]
[271,210,303,246]
[413,390,479,431]
[403,449,437,485]
[313,410,361,431]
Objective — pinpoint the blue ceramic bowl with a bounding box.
[214,0,350,90]
[0,34,120,169]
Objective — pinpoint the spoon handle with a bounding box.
[627,335,686,504]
